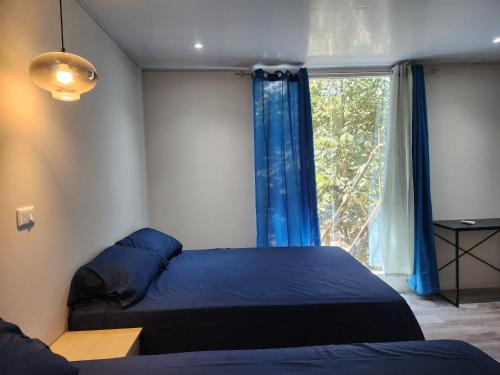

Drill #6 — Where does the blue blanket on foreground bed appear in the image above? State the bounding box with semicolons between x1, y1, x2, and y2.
76;340;499;374
70;246;424;354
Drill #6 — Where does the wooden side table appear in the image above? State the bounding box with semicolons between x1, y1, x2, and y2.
50;327;142;361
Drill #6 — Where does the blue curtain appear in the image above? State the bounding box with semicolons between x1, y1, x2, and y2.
408;64;440;295
253;68;320;247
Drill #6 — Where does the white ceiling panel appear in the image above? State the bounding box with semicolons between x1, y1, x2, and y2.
78;0;500;69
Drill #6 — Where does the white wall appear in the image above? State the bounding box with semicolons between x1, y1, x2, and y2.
0;0;149;343
143;72;256;249
426;64;500;290
144;66;500;291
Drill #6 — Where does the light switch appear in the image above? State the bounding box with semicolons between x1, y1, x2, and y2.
16;206;35;230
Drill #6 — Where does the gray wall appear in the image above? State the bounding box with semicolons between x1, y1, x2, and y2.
143;66;500;290
0;0;149;343
426;64;500;289
143;72;256;249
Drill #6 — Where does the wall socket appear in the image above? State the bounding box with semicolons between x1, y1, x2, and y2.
16;206;35;230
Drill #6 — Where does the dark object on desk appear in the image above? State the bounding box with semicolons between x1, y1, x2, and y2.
75;340;500;375
69;246;423;354
433;218;500;307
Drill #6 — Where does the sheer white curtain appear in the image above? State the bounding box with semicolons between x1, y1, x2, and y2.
378;63;414;275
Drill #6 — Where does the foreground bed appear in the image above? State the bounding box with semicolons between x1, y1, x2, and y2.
2;318;497;375
75;340;499;375
70;244;423;354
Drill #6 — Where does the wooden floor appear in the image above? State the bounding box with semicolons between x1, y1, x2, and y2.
403;289;500;361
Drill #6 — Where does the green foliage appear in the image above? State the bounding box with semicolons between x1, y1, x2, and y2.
310;77;389;267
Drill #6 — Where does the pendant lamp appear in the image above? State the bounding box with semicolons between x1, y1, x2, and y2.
30;0;98;101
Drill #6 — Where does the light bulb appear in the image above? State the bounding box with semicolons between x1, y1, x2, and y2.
56;64;74;84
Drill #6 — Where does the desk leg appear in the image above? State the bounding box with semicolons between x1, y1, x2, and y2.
455;231;460;308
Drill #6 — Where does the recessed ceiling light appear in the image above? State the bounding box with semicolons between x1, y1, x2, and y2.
194;42;203;49
493;36;500;44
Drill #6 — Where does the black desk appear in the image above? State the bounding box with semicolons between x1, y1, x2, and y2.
433;218;500;307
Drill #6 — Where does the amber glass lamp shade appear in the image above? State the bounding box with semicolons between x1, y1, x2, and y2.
29;51;98;101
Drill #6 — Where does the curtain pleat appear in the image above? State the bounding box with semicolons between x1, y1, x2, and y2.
379;63;415;275
408;64;440;295
253;68;320;247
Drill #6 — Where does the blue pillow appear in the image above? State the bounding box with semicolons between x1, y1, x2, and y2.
116;227;183;266
68;245;161;308
0;318;78;374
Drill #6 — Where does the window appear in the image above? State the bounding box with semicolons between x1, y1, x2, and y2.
310;76;390;269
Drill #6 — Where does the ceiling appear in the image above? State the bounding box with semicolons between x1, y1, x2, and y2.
78;0;500;70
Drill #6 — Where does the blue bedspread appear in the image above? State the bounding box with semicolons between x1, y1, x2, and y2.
69;247;423;354
76;340;499;374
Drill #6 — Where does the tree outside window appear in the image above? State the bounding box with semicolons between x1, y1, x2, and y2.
310;77;389;268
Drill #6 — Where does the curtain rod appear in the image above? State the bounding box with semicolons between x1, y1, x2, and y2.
234;70;388;79
310;66;439;78
235;66;439;78
235;71;297;79
310;70;391;78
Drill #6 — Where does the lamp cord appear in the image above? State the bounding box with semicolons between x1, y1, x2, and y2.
59;0;65;52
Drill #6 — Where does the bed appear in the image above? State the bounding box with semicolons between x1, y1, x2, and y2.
69;244;424;354
75;340;500;375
